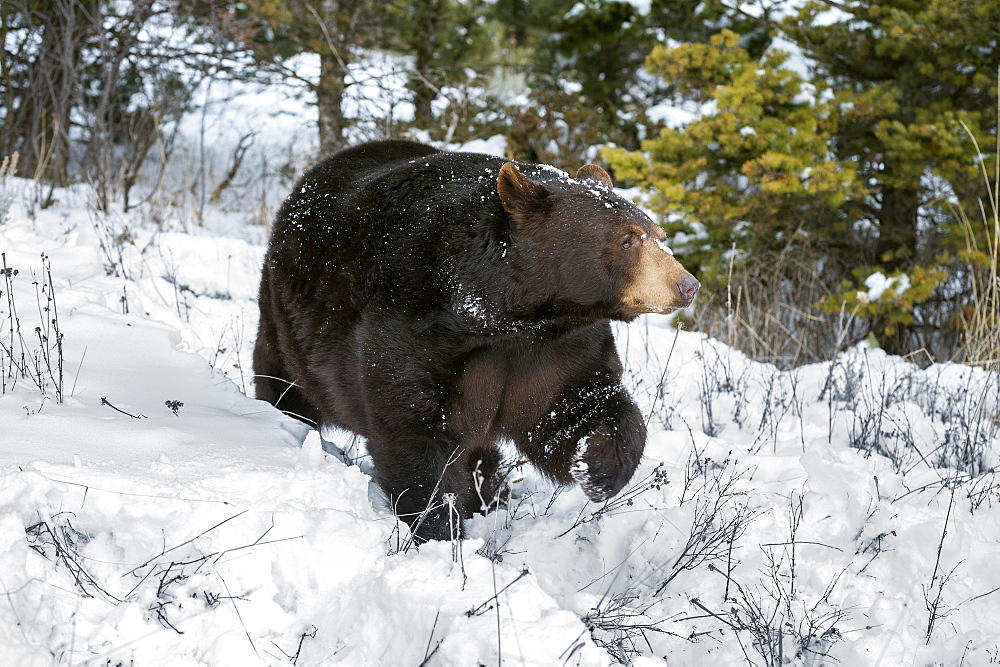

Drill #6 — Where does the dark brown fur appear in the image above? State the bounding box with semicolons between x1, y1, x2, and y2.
254;140;697;541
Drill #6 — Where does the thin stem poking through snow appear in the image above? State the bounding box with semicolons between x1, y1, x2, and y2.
924;483;959;644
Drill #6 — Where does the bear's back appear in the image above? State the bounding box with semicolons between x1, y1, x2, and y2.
305;140;441;198
274;140;440;233
264;141;607;323
274;140;571;246
264;142;518;320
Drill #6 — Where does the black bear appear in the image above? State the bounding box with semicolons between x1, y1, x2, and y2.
254;140;698;542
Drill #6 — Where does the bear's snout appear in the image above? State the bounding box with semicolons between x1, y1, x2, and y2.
677;275;700;306
621;240;700;315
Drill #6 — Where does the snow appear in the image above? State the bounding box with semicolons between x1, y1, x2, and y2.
3;177;1000;665
622;0;651;15
858;271;912;304
769;35;813;80
645;102;700;129
2;41;1000;662
453;134;508;158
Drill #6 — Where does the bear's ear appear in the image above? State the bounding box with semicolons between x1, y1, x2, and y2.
497;162;549;216
575;164;614;189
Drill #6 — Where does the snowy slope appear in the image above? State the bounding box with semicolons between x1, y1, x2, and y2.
2;174;1000;667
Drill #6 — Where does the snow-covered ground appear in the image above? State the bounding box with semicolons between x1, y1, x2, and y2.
2;169;1000;666
3;50;1000;661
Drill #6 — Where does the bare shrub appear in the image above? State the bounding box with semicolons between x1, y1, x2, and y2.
923;483;960;644
1;253;65;404
831;352;1000;475
558;463;670;537
652;462;757;597
26;512;116;601
750;367;805;454
582;591;675;662
695;343;752;435
88;209;137;279
719;568;848;667
693;494;850;666
684;242;861;370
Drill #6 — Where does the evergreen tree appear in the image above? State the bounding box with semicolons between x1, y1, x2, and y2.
606;30;865;282
647;0;772;60
497;0;772;166
784;0;1000;272
606;1;999;359
383;0;493;132
489;0;669;165
540;0;652;126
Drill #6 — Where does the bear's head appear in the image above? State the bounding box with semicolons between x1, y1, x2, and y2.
496;161;699;321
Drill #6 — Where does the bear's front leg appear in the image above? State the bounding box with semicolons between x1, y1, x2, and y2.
517;382;646;503
367;435;467;543
359;320;482;543
569;388;646;502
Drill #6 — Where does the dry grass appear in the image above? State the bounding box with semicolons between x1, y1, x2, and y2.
687;244;859;370
956;107;1000;372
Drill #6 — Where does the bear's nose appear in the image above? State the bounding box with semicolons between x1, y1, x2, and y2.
676;276;700;305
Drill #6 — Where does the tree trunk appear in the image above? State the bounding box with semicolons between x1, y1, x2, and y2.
12;0;90;186
873;161;921;356
875;181;920;270
412;62;436;130
317;50;349;155
411;0;443;129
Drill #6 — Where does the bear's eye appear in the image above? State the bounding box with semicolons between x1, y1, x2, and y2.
621;235;640;250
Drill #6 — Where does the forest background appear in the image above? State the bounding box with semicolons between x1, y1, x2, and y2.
2;0;998;370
